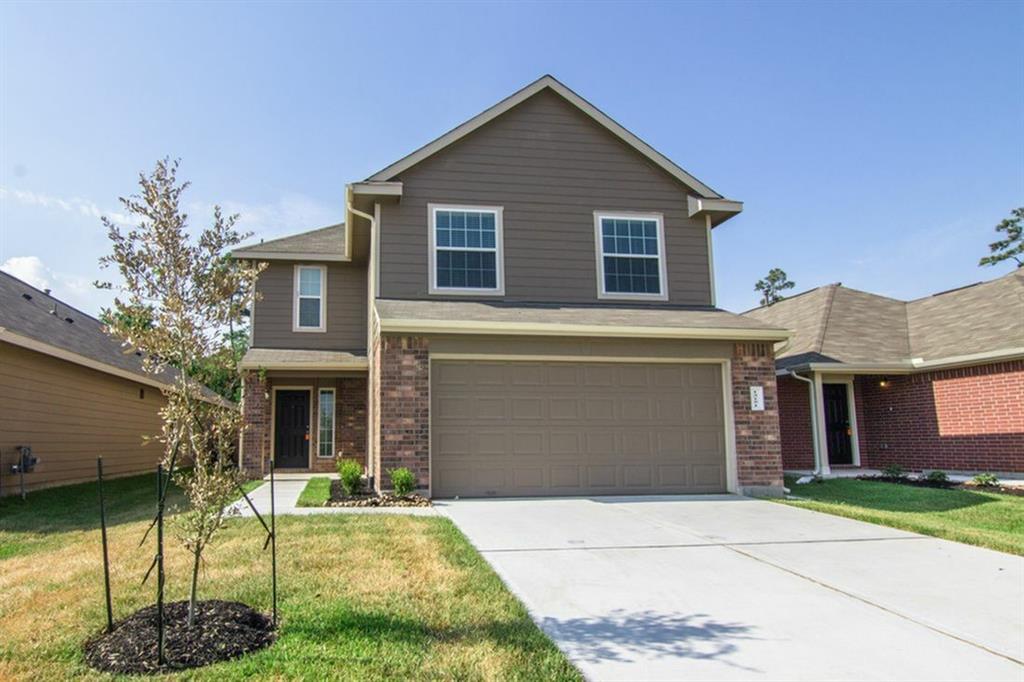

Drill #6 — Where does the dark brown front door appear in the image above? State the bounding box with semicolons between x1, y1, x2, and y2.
823;383;853;465
275;390;309;468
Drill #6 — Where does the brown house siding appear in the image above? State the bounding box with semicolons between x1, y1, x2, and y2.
252;260;368;350
0;341;168;495
379;88;714;305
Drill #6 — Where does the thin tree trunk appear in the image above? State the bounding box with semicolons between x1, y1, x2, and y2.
188;544;201;627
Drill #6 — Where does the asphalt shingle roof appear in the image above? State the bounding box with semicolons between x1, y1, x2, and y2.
743;269;1024;367
233;223;346;260
0;270;227;402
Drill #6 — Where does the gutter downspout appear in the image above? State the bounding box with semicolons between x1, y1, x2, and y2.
347;190;378;486
789;370;825;476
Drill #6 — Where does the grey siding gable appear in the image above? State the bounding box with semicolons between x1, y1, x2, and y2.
252;260;367;351
379;89;714;306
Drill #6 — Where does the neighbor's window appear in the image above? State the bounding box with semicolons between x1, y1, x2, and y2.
430;205;503;294
595;213;667;299
318;388;335;458
293;265;326;331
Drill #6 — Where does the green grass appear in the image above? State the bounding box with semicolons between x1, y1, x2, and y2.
295;477;331;507
0;473;578;681
231;478;266;503
779;475;1024;555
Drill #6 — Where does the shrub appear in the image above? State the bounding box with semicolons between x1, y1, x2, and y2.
973;472;999;487
389;467;417;496
881;464;906;479
337;458;364;496
926;470;948;483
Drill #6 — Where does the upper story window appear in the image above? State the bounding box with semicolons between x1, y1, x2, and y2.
594;212;668;301
293;264;326;332
428;204;504;295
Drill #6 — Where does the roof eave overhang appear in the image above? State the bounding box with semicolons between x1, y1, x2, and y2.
238;359;369;371
378;317;790;342
778;347;1024;376
688;196;744;227
231;250;348;262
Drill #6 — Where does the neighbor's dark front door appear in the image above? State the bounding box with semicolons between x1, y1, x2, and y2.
823;383;853;465
274;390;310;468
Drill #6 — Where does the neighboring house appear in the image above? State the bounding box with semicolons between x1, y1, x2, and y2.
0;271;218;496
232;75;791;498
744;270;1024;475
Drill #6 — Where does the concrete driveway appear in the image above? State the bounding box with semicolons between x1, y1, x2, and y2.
437;496;1024;681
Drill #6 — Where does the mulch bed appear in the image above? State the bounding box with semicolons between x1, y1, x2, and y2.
857;475;1024;497
326;480;432;507
83;600;275;675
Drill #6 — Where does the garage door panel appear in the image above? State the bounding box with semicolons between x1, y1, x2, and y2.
431;360;727;497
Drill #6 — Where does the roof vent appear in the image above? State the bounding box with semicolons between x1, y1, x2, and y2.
50;304;58;315
65;317;74;324
21;293;31;301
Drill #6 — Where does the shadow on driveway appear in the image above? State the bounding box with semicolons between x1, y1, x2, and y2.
540;609;761;672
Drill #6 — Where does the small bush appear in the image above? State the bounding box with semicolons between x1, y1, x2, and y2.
389;467;417;496
881;464;906;479
926;470;948;483
973;472;999;487
337;458;363;496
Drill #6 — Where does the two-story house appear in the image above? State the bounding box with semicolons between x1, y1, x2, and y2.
232;75;790;498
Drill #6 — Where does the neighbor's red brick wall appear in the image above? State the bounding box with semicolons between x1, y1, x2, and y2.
856;360;1024;472
240;372;270;477
777;375;815;470
732;343;785;492
377;335;430;491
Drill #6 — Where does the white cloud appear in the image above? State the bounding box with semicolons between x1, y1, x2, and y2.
0;186;133;226
1;255;111;315
1;255;51;290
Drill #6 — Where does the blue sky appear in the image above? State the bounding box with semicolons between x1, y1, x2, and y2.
1;1;1021;316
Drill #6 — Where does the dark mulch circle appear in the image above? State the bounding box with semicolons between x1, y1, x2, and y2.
83;600;275;675
327;480;432;507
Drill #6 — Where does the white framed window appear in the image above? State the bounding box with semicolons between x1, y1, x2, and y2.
293;264;326;332
593;212;668;301
428;204;504;295
317;388;336;459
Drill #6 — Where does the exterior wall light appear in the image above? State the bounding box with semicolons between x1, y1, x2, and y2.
879;377;890;388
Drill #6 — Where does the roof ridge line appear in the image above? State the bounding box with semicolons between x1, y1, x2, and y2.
815;284;840;355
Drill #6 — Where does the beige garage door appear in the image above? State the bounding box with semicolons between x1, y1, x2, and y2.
431;360;727;497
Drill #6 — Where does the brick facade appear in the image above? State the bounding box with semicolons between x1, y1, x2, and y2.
856;361;1023;473
375;335;430;491
731;343;785;495
239;373;368;477
240;372;270;477
777;375;815;470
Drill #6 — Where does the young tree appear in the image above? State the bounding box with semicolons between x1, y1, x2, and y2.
97;158;265;626
754;267;796;306
979;207;1023;268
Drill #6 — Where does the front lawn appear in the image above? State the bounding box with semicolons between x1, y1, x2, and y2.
779;476;1024;555
295;476;331;507
0;474;579;680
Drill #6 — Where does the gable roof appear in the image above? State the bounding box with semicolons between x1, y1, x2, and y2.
366;75;730;202
743;269;1024;371
233;223;347;261
0;270;228;403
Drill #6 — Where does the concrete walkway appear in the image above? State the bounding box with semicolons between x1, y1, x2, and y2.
228;478;438;517
438;495;1024;681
